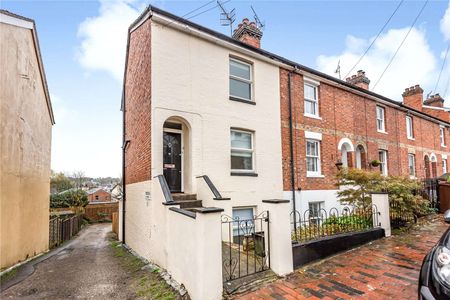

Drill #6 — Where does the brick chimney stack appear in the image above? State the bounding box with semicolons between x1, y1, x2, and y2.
232;18;263;48
402;85;424;111
424;93;444;108
345;70;370;90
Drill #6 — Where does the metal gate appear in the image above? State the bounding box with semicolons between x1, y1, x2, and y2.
221;211;270;283
422;178;440;210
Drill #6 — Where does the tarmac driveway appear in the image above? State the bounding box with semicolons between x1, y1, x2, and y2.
1;223;178;299
236;215;449;299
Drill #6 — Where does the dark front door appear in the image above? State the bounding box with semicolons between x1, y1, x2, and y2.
163;131;182;192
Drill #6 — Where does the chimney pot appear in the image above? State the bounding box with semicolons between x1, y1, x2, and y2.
424;93;445;108
345;70;370;90
232;17;263;48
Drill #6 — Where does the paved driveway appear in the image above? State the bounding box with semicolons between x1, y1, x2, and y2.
1;224;177;299
237;215;448;299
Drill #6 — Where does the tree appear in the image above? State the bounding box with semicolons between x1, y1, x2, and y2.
50;189;89;208
71;170;86;189
50;172;73;193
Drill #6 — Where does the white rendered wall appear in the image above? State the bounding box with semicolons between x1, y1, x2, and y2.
151;19;284;217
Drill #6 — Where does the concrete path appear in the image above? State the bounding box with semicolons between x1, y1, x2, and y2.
235;215;448;299
1;224;152;299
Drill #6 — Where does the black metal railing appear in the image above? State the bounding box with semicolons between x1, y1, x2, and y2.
389;201;417;228
221;211;270;283
196;175;230;200
154;174;174;204
421;178;440;210
291;205;379;243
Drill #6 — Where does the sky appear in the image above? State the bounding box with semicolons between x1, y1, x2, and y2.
1;0;449;177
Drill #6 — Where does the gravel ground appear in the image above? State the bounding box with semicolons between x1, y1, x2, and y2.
1;223;179;300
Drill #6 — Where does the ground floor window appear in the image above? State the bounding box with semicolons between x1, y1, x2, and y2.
378;150;388;176
232;207;254;236
443;159;448;174
408;154;415;177
308;201;324;225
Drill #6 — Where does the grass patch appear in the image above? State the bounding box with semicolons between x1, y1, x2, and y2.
0;267;18;282
109;238;179;299
135;274;177;300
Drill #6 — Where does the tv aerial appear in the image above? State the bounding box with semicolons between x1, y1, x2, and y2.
251;6;265;31
217;0;236;36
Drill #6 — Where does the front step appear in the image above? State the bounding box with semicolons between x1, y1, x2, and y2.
171;193;197;201
171;193;202;209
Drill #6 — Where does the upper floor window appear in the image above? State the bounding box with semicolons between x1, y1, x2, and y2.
306;139;321;177
406;116;414;139
376;106;386;132
230;129;254;172
304;80;319;118
378;150;388;176
440;126;446;147
229;58;253;102
408;154;415;177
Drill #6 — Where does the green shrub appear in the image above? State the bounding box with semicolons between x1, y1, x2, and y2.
50;189;89;208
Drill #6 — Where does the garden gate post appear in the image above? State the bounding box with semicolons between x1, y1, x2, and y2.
371;192;391;237
262;199;293;276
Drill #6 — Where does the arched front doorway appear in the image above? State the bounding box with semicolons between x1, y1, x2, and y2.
355;145;367;169
163;117;191;193
430;154;437;178
424;155;430;179
338;138;354;168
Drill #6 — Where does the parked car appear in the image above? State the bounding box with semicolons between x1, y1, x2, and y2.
419;210;450;299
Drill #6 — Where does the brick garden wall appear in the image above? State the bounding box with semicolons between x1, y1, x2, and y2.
124;18;152;185
280;68;450;191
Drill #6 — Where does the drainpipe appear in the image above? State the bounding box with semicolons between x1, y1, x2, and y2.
121;93;127;244
288;71;298;233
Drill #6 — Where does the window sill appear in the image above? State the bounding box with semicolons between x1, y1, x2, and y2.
442;144;447;148
231;172;258;177
407;137;415;141
306;174;325;178
229;96;255;105
304;114;322;120
409;175;417;180
377;130;388;135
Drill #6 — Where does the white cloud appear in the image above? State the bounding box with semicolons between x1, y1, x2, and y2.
316;27;437;101
77;0;141;81
441;2;450;41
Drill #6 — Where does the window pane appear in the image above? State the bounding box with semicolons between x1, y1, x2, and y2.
230;60;250;80
231;150;253;170
304;84;316;100
231;131;252;149
230;78;251;100
306;141;317;156
305;99;316;115
307;157;318;172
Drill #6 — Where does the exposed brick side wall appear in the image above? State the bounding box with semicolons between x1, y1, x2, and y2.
280;68;450;191
124;19;152;185
88;190;111;203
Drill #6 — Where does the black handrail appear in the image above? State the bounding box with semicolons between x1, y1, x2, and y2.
196;175;230;200
154;175;174;203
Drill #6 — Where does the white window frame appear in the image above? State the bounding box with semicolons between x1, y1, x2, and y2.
440;126;446;147
443;155;448;174
308;201;324;225
406;116;414;140
304;78;321;119
407;154;415;178
378;150;388;176
230;129;255;173
232;207;255;237
306;139;322;177
229;57;253;102
376;106;386;133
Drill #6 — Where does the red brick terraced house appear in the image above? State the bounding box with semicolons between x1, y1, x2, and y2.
120;6;450;298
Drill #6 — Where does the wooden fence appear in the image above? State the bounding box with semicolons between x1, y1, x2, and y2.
49;214;83;249
84;202;118;222
112;212;119;235
439;182;450;213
